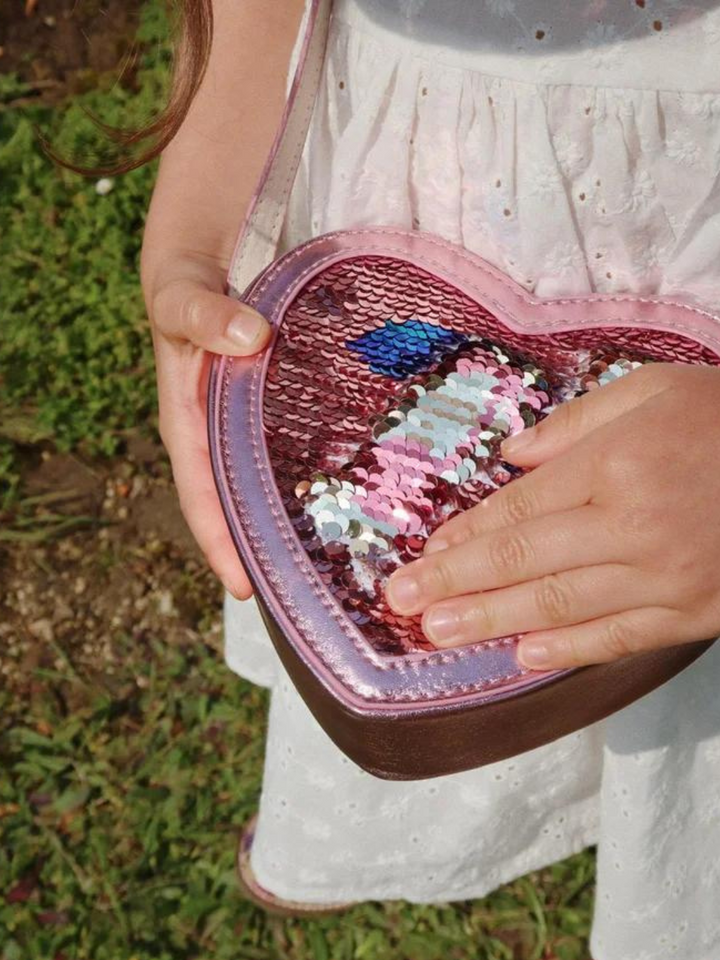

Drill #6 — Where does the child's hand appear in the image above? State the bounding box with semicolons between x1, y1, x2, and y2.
146;254;271;599
386;363;720;670
138;0;304;599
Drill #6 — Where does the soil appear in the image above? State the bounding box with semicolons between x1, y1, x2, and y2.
0;438;225;702
0;0;141;102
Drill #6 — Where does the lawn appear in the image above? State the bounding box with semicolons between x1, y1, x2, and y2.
0;3;596;957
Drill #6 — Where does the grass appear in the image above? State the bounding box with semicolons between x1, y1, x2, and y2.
0;3;597;957
0;633;596;960
0;3;169;508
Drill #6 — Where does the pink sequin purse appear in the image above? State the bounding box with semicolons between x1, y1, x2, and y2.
208;0;719;779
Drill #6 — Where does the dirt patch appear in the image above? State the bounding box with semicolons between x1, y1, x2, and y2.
0;0;141;100
23;450;105;512
1;438;224;705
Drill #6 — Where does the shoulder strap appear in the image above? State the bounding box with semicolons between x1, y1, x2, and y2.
227;0;333;297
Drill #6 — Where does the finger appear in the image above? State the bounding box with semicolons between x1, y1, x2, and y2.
160;351;252;599
421;563;647;648
516;606;691;670
425;445;593;554
500;362;673;468
387;505;612;616
174;443;253;600
152;278;271;356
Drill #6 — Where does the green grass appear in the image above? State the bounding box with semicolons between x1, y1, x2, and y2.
0;2;171;507
0;632;596;960
0;4;597;956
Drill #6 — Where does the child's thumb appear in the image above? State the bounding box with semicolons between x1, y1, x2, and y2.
151;278;271;356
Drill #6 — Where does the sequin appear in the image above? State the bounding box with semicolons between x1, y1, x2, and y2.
261;255;712;655
347;319;467;378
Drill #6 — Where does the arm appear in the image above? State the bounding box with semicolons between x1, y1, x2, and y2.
141;0;306;598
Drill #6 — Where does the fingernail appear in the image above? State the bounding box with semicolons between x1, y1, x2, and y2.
227;310;269;349
424;536;450;555
502;428;534;457
517;639;552;669
424;607;460;645
387;572;421;614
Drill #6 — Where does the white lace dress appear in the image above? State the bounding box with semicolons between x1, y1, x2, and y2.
224;2;720;956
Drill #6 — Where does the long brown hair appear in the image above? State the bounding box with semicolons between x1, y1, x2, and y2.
52;0;213;175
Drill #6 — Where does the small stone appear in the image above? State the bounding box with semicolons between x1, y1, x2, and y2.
157;590;177;617
29;618;54;644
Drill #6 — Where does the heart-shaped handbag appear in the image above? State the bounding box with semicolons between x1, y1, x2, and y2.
209;0;719;780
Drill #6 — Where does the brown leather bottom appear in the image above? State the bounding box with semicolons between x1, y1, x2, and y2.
259;600;715;780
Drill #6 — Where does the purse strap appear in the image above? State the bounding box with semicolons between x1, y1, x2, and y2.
228;0;333;296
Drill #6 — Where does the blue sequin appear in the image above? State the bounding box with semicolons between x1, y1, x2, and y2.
347;319;467;379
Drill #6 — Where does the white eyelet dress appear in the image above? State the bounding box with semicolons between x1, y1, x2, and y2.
224;2;720;956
